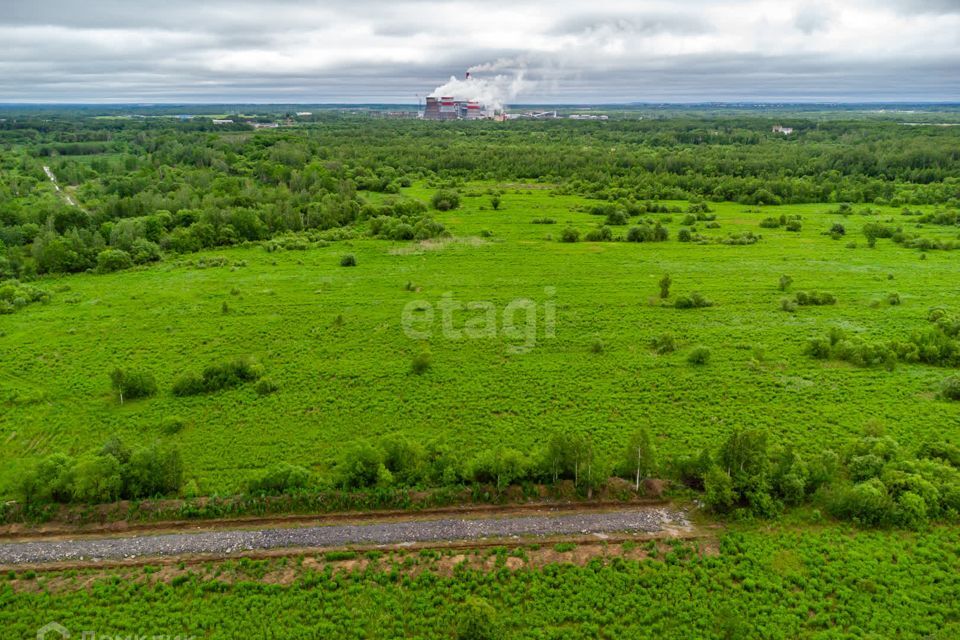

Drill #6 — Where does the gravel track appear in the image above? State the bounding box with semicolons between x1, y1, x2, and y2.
0;507;689;565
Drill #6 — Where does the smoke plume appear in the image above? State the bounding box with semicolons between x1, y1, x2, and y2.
428;69;531;111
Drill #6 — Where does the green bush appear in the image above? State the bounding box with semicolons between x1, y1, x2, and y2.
687;346;711;365
584;225;613;242
456;596;500;640
340;253;357;267
430;189;460;211
626;223;668;242
339;442;388;489
942;376;960;401
172;358;262;396
605;209;629;226
674;292;713;309
96;249;133;273
109;367;157;401
703;465;735;513
255;378;279;396
651;332;676;354
411;350;432;374
560;227;580;243
794;290;836;306
248;463;312;495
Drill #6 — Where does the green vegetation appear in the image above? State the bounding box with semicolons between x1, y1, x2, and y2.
1;526;957;638
0;108;958;518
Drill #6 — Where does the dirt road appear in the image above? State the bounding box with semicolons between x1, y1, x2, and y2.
43;165;78;206
0;505;690;565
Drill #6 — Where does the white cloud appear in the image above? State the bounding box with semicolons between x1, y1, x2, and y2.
1;0;958;102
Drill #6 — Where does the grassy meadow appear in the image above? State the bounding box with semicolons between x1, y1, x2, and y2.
1;184;958;495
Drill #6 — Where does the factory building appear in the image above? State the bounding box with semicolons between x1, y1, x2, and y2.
423;96;493;120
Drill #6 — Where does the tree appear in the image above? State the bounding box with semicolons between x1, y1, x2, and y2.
623;427;657;491
490;194;501;210
109;367;157;403
704;465;735;513
122;444;184;499
71;453;123;503
659;274;672;299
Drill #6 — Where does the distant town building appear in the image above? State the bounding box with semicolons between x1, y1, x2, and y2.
772;125;794;134
212;119;234;124
295;112;313;116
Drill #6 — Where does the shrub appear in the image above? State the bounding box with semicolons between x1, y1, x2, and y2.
411;350;432;374
651;332;677;354
70;454;123;503
942;376;960;401
109;368;157;401
560;227;580;243
703;465;735;513
430;189;460;211
248;463;312;494
584;225;613;242
687;346;711;365
658;274;672;298
339;442;388;488
677;228;692;242
780;298;797;312
590;338;605;354
531;217;556;224
830;222;846;236
778;274;793;291
255;378;279;396
172;358;262;396
785;219;802;232
626;224;668;242
888;292;902;306
605;209;629;226
122;443;184;499
794;291;836;306
674;292;713;309
340;253;357;267
759;217;780;229
456;596;500;640
96;249;133;273
130;239;162;264
489;195;501;210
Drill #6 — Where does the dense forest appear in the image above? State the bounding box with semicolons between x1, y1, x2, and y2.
2;112;959;280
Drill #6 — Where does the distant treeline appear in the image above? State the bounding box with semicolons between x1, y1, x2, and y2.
1;115;959;279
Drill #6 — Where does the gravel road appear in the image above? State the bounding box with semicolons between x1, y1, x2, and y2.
0;507;689;565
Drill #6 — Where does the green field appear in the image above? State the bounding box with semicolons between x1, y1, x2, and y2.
2;185;958;494
3;524;958;638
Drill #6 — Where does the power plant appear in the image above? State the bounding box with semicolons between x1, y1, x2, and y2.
420;71;506;120
422;96;497;120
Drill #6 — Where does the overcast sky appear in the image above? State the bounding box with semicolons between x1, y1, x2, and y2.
2;0;959;103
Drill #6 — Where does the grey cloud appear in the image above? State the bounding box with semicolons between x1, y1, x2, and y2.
882;0;960;14
794;4;832;34
0;1;957;102
548;12;710;37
